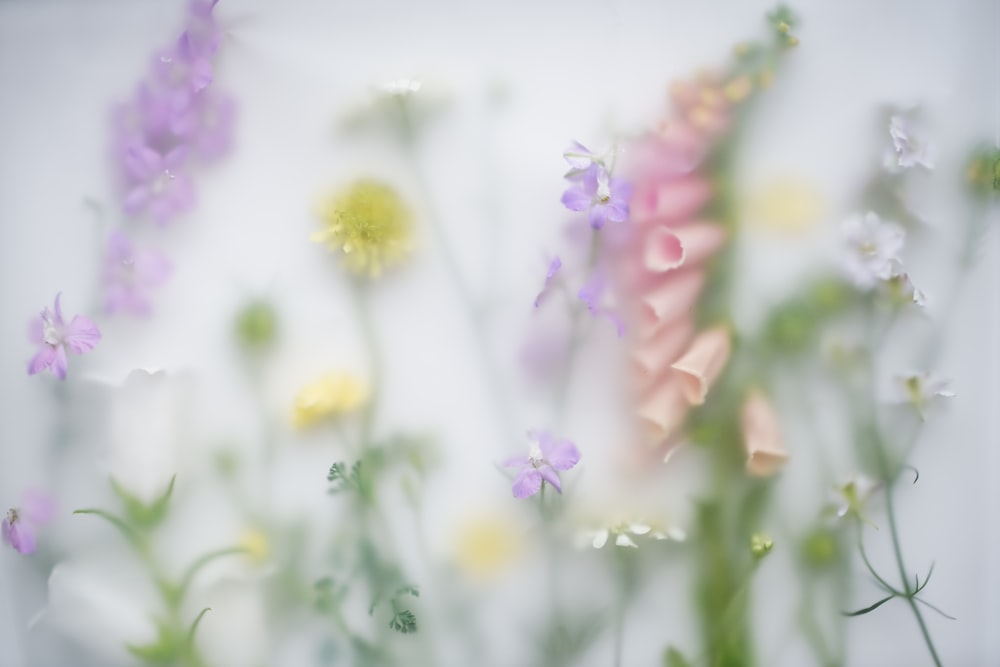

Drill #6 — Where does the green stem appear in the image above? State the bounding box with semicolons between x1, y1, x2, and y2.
395;98;520;447
350;279;381;450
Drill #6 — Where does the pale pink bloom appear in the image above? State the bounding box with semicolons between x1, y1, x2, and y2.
632;176;712;224
637;269;706;332
643;223;727;273
633;319;694;386
741;390;788;477
671;326;731;405
637;379;690;444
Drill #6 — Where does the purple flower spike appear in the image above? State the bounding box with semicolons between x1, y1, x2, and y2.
502;430;580;499
534;256;562;308
103;231;173;317
170;89;237;161
27;294;101;380
561;164;632;230
123;144;195;225
578;272;625;337
153;32;214;102
2;490;56;555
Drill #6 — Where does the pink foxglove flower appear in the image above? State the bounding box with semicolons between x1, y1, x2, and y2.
103;231;173;316
741;390;788;477
502;430;580;498
671;325;731;405
2;489;56;555
27;294;101;380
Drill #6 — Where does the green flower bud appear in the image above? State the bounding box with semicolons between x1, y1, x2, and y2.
750;532;774;559
801;527;840;569
964;145;1000;197
236;300;278;348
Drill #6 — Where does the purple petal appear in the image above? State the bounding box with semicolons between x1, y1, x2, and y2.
561;186;592;212
63;316;101;354
124;186;152;215
563;141;594;170
605;199;629;223
511;469;542;499
164;144;189;170
501;456;530;469
124;145;161;181
28;317;44;345
53;292;64;325
540;436;580;471
51;345;68;380
134;249;173;286
107;230;133;263
21;490;56;524
537;466;563;493
189;57;213;93
588;205;608;230
2;518;37;555
27;346;56;375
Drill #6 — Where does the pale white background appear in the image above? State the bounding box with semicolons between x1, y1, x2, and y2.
1;0;998;666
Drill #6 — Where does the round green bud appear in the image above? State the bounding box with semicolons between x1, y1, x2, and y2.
236;301;278;347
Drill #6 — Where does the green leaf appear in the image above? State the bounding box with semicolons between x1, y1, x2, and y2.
109;475;176;530
842;594;896;617
664;646;694;667
185;607;212;647
126;621;182;664
73;508;141;549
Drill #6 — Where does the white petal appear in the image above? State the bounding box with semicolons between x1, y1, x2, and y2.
615;534;638;548
629;523;651;535
592;530;609;549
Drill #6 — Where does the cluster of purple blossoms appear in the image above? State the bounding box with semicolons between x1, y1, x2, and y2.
111;0;234;227
100;0;234;317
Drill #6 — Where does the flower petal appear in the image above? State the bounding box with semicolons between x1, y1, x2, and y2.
64;316;101;354
537;465;563;493
742;390;789;477
51;345;68;380
539;436;580;471
671;326;732;405
27;346;56;375
3;519;36;554
511;468;542;499
561;186;592;212
21;489;56;524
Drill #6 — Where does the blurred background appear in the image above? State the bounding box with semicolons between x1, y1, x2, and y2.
0;0;997;665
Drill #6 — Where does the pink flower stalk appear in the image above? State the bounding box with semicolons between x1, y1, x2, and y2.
612;106;738;451
27;294;101;380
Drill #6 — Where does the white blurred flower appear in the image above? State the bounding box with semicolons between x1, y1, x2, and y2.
104;370;191;504
884;113;934;172
831;474;881;521
45;561;158;665
840;211;905;289
376;78;422;97
889;371;955;420
578;520;685;549
884;264;927;308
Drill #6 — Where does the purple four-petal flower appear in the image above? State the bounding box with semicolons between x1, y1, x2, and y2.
503;430;581;498
103;230;173;316
561;163;632;230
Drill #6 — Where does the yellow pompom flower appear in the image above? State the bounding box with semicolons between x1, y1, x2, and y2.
239;529;270;565
292;372;368;428
311;180;413;277
452;513;522;579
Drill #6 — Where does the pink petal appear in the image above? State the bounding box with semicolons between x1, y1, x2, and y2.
638;269;706;330
671;326;732;405
28;317;44;345
64;316;101;354
671;223;727;267
742;390;789;477
644;227;685;272
27;346;56;375
636;379;689;445
633;318;695;383
634;177;711;224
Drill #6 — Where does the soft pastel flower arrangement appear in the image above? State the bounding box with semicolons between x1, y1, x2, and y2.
6;4;999;667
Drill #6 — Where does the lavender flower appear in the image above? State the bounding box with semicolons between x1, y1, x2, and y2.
123;144;195;225
169;89;237;161
502;430;580;498
840;211;905;289
533;256;562;308
103;231;173;316
2;490;55;555
578;271;625;336
884;113;934;172
561;164;632;230
151;31;213;112
27;294;101;380
563;141;601;171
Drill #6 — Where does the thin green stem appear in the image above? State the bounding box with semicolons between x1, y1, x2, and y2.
350;280;381;450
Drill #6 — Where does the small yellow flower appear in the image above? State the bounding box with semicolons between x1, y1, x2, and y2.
311;180;413;277
292;372;368;428
743;178;825;233
453;514;522;579
239;529;269;565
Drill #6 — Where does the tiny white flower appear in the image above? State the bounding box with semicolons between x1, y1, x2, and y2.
577;519;684;550
376;78;422;97
840;212;905;289
884;113;935;172
831;474;881;521
889;371;955;420
884;263;928;308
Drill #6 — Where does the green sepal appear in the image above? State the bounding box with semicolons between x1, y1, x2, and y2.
110;475;176;530
663;646;694;667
